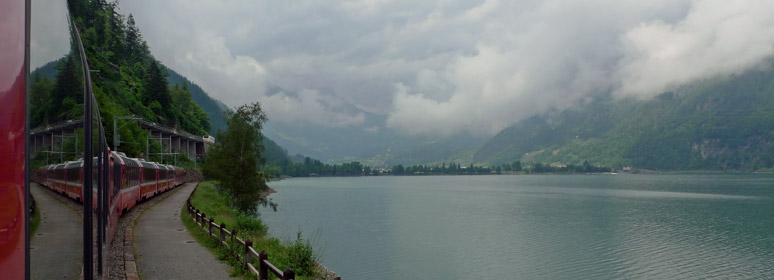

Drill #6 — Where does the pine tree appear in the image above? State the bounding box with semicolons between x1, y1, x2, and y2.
143;61;172;117
125;14;148;62
52;55;83;120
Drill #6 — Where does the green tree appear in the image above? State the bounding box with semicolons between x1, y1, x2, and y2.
202;102;272;214
143;61;172;117
392;164;404;175
52;55;83;121
30;73;55;128
125;14;148;62
513;161;522;171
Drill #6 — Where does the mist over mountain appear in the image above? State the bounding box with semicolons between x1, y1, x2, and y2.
113;0;774;171
262;104;486;165
474;60;774;171
260;57;774;172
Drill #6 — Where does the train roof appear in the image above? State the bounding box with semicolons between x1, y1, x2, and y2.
140;161;158;169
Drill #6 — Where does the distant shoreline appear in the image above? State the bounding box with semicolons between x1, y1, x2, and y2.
267;170;774;181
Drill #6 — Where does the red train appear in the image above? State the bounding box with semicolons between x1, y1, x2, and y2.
0;1;187;278
0;0;27;278
34;152;186;239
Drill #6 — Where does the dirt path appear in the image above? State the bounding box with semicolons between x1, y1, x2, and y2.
134;183;234;279
30;183;82;279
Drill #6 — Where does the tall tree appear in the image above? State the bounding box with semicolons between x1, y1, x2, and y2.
202;102;272;214
30;73;55;127
125;14;148;62
52;55;83;121
143;61;172;116
106;6;127;64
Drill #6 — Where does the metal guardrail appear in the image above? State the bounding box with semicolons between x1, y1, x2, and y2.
185;196;341;280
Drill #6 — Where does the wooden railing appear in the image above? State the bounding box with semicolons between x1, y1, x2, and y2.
186;198;341;280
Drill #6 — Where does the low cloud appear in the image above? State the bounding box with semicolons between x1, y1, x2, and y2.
262;89;365;127
30;0;69;70
171;35;268;107
614;0;774;98
119;0;774;136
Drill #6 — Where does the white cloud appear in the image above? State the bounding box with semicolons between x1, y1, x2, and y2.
173;35;268;106
262;89;365;127
30;0;70;69
614;0;774;98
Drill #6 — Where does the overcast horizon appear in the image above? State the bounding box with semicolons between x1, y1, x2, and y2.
114;0;774;137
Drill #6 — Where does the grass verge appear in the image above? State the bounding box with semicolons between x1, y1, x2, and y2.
183;181;318;279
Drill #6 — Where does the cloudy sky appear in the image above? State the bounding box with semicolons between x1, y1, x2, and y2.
118;0;774;136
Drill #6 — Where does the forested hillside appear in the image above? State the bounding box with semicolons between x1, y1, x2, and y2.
167;69;228;134
474;60;774;171
31;0;213;160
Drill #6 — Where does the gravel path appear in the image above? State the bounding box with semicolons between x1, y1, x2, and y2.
30;183;82;279
134;182;234;280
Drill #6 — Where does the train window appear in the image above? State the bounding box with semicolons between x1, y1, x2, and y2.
127;164;133;187
131;164;138;187
66;165;79;184
113;162;121;199
143;166;156;182
132;166;137;187
133;165;138;187
123;166;129;189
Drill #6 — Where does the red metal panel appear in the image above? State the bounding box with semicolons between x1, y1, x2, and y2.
0;0;27;278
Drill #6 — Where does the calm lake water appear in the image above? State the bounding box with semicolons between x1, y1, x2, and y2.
262;175;774;279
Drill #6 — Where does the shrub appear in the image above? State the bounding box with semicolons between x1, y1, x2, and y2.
236;214;267;236
287;231;316;276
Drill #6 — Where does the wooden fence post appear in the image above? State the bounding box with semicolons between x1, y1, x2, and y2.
244;240;253;269
201;213;206;227
282;268;295;280
231;229;237;243
208;218;214;236
219;223;226;242
195;210;200;224
258;250;268;280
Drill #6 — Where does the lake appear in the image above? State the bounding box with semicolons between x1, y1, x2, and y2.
262;175;774;279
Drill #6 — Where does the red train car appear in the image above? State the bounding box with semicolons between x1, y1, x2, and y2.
0;1;187;277
0;0;27;278
114;154;141;214
65;161;83;201
31;150;191;241
140;161;159;200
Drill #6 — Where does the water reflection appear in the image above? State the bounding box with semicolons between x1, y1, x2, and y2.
29;1;84;278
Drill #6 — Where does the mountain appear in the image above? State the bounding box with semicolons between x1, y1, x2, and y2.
354;132;485;167
263;109;486;167
473;60;774;171
31;59;61;80
29;0;213;160
166;69;228;135
33;0;328;169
